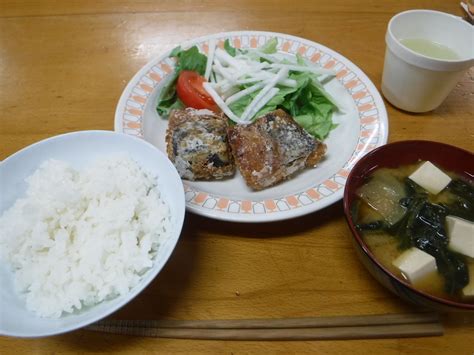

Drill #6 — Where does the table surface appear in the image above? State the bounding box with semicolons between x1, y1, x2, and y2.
1;0;473;353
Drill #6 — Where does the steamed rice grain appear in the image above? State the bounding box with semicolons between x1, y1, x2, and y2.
0;155;172;318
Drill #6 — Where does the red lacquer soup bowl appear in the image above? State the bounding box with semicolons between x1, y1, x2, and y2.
343;140;474;312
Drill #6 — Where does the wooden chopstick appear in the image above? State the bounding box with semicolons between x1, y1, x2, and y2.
85;313;443;340
89;312;439;329
86;323;443;340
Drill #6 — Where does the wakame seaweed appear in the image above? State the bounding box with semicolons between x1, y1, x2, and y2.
356;176;471;294
442;179;474;222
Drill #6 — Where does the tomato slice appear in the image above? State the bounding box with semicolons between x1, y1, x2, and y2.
176;70;217;111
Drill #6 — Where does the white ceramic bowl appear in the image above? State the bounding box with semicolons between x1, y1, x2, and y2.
382;10;474;112
0;130;185;337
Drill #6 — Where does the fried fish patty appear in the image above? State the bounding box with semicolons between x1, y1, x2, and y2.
227;109;326;190
166;108;235;180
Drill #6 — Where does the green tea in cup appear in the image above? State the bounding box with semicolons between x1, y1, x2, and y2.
382;10;474;112
399;38;460;60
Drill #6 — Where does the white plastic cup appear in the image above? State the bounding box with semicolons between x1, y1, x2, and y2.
382;10;474;112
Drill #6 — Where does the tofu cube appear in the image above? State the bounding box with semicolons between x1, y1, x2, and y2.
462;282;474;298
392;247;437;284
408;161;451;195
446;215;474;258
462;263;474;298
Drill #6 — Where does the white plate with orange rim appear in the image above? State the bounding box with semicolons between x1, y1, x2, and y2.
115;31;388;223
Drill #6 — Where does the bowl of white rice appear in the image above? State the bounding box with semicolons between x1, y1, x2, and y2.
0;130;185;337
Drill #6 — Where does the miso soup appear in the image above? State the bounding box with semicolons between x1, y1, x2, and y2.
352;161;474;303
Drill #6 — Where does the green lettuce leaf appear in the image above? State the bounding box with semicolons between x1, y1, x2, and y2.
156;97;185;117
169;45;207;75
156;46;208;117
296;53;306;66
224;39;237;57
156;73;185;117
260;37;278;54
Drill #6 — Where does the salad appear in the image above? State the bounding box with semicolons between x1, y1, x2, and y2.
156;38;343;140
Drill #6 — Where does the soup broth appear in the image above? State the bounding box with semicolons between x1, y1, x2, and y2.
352;161;474;304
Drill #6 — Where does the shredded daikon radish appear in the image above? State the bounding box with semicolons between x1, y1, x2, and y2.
225;83;265;105
311;77;345;112
221;86;240;100
240;68;288;121
246;87;280;121
239;50;280;63
219;81;235;95
235;77;262;85
202;82;243;123
211;78;229;89
235;72;295;88
263;76;297;87
278;78;297;87
215;48;242;69
212;62;235;83
270;63;336;75
204;39;216;81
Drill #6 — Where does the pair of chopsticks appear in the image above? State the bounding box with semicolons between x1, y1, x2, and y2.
85;313;443;340
461;1;474;23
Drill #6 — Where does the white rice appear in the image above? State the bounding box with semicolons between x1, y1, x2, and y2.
0;155;172;318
